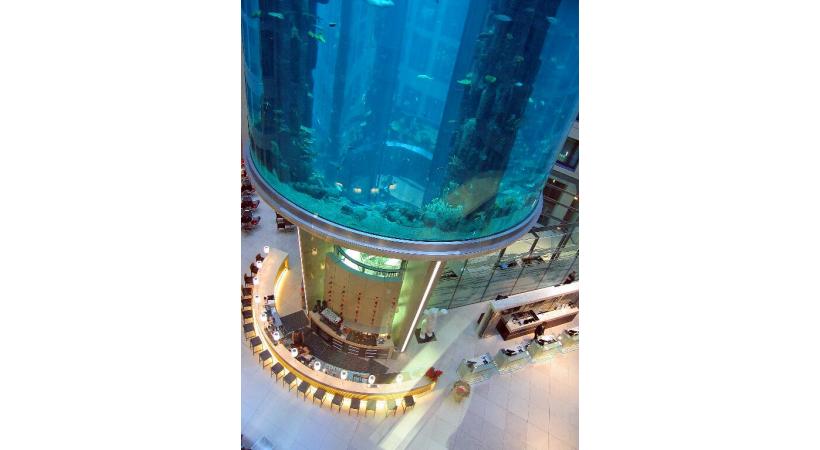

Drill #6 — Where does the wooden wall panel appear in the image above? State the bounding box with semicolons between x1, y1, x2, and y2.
324;254;402;333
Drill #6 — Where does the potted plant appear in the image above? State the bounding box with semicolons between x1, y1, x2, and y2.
425;367;443;382
452;380;471;402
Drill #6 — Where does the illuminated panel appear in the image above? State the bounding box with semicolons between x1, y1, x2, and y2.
296;227;309;311
400;261;443;352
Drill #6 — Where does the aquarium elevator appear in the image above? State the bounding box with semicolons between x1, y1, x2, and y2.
242;0;578;352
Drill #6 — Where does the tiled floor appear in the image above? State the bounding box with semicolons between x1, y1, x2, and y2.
241;198;579;450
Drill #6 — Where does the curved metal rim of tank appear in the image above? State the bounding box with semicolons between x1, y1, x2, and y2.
243;144;542;260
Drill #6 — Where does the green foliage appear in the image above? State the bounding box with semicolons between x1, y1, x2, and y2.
423;198;464;232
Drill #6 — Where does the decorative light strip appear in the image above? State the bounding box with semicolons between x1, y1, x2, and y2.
296;228;309;311
401;261;443;352
274;267;288;303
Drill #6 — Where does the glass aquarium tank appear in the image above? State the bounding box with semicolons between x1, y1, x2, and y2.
242;0;578;242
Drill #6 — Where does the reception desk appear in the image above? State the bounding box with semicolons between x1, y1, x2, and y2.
497;306;579;340
250;248;434;402
476;283;579;340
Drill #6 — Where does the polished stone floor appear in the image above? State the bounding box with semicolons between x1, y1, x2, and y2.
241;198;579;450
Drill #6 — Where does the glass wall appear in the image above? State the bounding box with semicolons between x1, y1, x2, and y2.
242;0;579;242
427;164;579;310
427;224;578;310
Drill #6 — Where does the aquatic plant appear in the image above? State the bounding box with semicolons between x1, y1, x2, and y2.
423;198;464;232
493;193;525;217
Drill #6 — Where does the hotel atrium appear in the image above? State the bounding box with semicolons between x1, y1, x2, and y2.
241;0;579;448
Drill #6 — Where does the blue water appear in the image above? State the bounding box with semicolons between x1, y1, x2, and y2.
242;0;578;242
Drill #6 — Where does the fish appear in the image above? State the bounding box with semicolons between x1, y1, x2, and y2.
388;183;397;190
353;187;362;194
494;14;512;22
484;75;497;83
514;82;523;87
300;125;314;133
528;97;534;104
370;188;379;194
547;17;558;24
456;78;472;85
268;12;284;19
251;10;262;18
416;74;434;80
360;121;367;127
513;55;524;63
366;0;395;7
307;31;326;43
334;182;344;189
328;22;337;27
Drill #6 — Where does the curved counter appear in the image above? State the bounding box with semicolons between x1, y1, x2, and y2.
309;311;394;360
250;248;435;402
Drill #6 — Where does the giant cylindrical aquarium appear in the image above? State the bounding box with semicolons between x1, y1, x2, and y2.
242;0;578;244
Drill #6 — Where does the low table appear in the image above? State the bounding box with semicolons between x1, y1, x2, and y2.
457;353;498;385
494;344;531;374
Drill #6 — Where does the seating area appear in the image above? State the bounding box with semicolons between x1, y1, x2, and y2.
243;316;420;417
242;248;425;418
275;212;295;232
241;158;260;231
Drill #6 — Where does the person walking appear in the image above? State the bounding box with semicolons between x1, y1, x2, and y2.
534;323;546;340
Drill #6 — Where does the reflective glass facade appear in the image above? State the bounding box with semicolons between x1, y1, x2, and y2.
242;0;579;242
427;168;578;309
